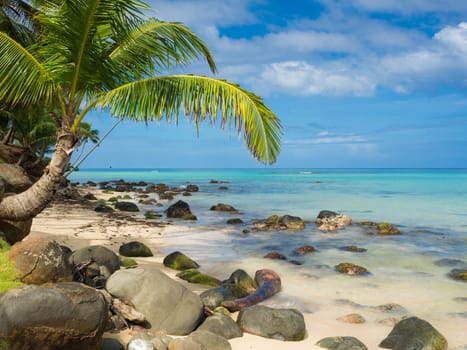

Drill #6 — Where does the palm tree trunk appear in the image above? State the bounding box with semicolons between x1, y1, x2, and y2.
0;129;77;221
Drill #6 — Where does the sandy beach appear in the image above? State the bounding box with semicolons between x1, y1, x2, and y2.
29;185;467;349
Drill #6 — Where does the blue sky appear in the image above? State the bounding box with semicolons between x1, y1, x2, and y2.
78;0;467;168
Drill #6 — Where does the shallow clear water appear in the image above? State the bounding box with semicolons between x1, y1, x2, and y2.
70;168;467;346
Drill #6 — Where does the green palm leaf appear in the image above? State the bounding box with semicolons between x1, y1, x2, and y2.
98;75;282;164
110;19;217;79
0;32;57;106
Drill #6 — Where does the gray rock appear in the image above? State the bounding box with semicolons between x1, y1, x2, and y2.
237;305;306;341
127;333;172;350
197;315;243;339
106;268;205;335
115;201;139;212
210;203;237;212
70;245;120;275
8;236;73;284
316;336;368;350
200;287;235;309
0;217;32;244
119;241;153;257
0;282;108;350
379;316;448;350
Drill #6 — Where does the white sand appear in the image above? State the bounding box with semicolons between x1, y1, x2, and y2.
29;188;467;349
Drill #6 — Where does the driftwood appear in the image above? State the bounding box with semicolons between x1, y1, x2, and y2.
221;269;281;312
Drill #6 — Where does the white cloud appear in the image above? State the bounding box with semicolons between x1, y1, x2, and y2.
255;61;376;96
435;22;467;54
348;0;467;15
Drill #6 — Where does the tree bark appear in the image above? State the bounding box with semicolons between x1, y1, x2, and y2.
0;129;77;221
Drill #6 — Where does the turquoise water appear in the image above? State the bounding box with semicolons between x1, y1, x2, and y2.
69;168;467;345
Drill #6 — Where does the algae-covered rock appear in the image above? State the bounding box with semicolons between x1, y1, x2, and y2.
280;215;305;229
376;222;401;235
293;245;316;255
119;241;153;257
119;256;138;268
335;263;369;276
339;245;367;253
316;336;368;349
176;269;221;287
379;316;448;350
448;268;467;282
163;251;200;271
114;201;139;212
144;210;162;219
210;203;238;212
222;269;257;294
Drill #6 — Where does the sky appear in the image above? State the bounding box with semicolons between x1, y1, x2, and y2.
78;0;467;169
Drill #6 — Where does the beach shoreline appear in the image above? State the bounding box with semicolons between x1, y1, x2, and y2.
29;183;467;349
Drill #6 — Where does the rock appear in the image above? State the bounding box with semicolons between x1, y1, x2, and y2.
200;287;235;310
379;316;448;350
144;210;162;219
115;201;139;212
210;179;228;184
434;258;466;267
237;305;306;341
219;186;229;190
337;313;366;324
197;314;243;339
186;184;199;192
372;303;406;313
376;222;401;235
448;268;467;282
210;203;238;212
119;256;138;268
176;269;221;287
339;246;367;253
163;251;200;271
119;241;153;257
127;333;172;350
293;245;316;255
106;267;205;335
0;164;32;193
316;336;368;350
222;269;257;294
84;193;97;200
222;269;281;312
335;263;369;276
95;204;114;213
8;236;73;284
0;218;33;244
0;282;108;350
264;251;287;260
70;245;120;277
280;215;305;229
101;338;125;350
112;298;146;324
165;200;194;219
188;330;232;350
168;337;203;350
226;218;243;225
316;211;352;232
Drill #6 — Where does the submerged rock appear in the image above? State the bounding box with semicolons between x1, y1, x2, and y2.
293;245;316;255
264;251;287;260
379;316;448;350
448;268;467;282
335;263;369;276
316;336;368;350
210;203;238;212
339;245;367;253
376;222;401;235
280;215;305;229
226;218;244;225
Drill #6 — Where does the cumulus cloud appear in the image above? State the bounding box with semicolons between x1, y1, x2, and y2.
347;0;467;15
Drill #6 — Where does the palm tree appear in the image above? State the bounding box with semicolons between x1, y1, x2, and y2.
0;0;281;222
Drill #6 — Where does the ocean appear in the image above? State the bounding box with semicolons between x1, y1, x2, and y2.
69;168;467;346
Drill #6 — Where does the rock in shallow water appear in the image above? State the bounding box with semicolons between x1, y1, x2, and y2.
335;263;369;276
316;336;368;350
379;316;448;350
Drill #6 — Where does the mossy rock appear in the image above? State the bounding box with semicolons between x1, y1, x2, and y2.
176;269;221;287
102;189;114;194
144;211;162;220
226;218;243;225
448;268;467;282
335;263;369;276
377;222;401;235
222;269;257;294
119;256;138;268
181;213;197;221
119;241;153;257
316;336;368;349
163;251;200;271
357;221;378;227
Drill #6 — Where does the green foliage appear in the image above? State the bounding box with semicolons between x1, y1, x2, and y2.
0;239;23;292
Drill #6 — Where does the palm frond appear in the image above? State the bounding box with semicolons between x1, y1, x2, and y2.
110;19;217;79
0;32;57;106
98;75;282;164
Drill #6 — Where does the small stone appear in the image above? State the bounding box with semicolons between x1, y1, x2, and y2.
339;245;367;253
376;222;401;235
226;218;243;225
337;313;366;324
293;245;316;255
264;251;287;260
448;268;467;282
335;263;369;276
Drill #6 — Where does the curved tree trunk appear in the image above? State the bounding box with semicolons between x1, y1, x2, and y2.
0;129;77;221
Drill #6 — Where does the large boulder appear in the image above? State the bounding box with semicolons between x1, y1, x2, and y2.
165;200;196;220
0;218;33;245
0;164;32;193
106;267;205;335
0;282;108;350
379;316;448;350
237;305;306;341
69;245;120;276
8;236;73;284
